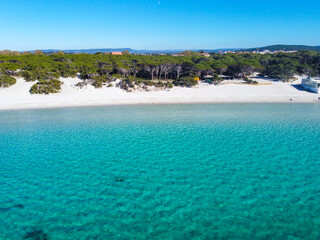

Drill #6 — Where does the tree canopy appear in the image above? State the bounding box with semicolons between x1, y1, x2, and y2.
0;50;319;93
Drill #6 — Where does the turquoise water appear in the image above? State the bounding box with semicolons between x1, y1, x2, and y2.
0;103;320;240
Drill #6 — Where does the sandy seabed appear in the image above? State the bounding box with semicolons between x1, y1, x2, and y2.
0;76;318;110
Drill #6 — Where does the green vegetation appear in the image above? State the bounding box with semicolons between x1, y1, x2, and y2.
119;76;173;91
0;75;16;88
213;73;222;84
244;77;258;84
92;75;111;88
30;79;62;94
0;50;319;93
173;77;198;87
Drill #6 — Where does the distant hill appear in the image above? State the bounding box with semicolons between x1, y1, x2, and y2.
29;48;189;54
28;48;240;54
30;48;136;54
26;45;320;54
243;45;320;52
203;48;240;53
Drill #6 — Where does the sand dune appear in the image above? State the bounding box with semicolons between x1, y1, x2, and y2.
0;76;318;110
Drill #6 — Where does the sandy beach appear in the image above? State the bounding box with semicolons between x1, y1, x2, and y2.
0;76;318;110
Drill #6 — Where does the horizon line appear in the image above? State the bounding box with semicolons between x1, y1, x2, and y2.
1;44;320;52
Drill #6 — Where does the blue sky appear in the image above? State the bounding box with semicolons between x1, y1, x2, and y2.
0;0;319;50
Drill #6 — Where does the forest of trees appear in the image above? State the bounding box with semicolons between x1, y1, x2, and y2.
0;50;319;94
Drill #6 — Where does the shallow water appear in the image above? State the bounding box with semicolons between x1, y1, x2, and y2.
0;103;320;239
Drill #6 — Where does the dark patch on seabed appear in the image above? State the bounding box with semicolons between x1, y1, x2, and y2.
114;176;125;182
0;204;24;212
23;228;49;240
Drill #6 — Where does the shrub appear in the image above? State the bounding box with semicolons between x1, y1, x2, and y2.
91;75;111;88
244;77;258;84
111;74;122;79
30;79;62;94
0;75;16;88
165;82;173;89
154;81;165;88
172;76;198;87
119;77;135;91
21;69;56;82
92;80;103;88
21;70;37;81
134;78;173;90
213;73;222;85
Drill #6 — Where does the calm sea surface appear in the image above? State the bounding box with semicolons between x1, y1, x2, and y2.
0;103;320;240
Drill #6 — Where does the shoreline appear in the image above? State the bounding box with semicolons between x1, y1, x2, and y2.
0;77;319;111
0;98;319;111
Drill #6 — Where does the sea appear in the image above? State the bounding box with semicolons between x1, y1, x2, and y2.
0;103;320;240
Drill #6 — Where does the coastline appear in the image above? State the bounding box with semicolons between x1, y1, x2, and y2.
1;98;319;112
0;77;318;111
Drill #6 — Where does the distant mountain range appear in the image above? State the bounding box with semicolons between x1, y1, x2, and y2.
28;48;240;54
242;44;320;52
28;45;320;54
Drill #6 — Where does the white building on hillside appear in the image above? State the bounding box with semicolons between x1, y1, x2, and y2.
301;77;320;93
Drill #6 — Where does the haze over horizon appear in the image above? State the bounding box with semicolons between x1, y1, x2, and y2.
1;0;320;51
10;45;320;53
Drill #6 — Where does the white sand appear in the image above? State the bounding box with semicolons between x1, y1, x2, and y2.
0;76;318;110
